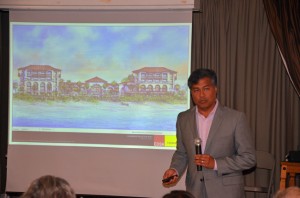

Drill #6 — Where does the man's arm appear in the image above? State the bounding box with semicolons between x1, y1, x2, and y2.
215;112;256;175
169;112;189;176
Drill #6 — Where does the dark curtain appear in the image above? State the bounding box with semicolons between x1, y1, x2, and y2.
0;10;9;194
192;0;300;196
263;0;300;97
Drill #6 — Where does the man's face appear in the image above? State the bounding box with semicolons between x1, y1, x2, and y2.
190;77;217;113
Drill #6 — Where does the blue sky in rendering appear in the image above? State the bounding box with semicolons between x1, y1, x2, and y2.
12;23;191;85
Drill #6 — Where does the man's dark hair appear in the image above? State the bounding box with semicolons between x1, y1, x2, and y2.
187;68;217;89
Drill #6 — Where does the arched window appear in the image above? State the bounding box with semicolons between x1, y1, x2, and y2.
147;85;153;92
40;82;46;93
26;82;32;93
139;85;146;92
47;83;52;92
155;85;160;92
32;82;39;94
162;85;168;92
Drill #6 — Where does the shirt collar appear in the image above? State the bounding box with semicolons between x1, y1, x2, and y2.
196;99;219;118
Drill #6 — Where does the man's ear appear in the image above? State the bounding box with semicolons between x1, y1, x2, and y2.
190;93;195;107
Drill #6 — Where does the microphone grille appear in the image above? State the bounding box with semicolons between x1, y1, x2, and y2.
194;138;201;145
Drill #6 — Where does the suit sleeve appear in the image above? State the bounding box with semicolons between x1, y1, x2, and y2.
169;112;189;176
215;112;256;175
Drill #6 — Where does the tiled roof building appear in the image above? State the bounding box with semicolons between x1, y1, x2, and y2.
17;65;61;94
132;67;177;92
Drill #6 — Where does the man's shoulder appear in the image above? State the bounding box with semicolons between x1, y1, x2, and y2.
179;106;196;115
177;106;196;119
218;105;245;117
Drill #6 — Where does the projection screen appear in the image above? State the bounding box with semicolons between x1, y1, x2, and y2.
7;10;192;197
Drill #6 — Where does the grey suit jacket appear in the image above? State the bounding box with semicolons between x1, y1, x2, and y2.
169;104;256;198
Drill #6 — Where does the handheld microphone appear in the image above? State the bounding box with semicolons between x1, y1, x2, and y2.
194;138;202;171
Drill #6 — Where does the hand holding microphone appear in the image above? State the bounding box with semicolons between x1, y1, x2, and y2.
194;138;202;171
194;138;215;170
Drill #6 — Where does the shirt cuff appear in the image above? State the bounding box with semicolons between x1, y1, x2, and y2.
170;168;179;175
214;159;218;170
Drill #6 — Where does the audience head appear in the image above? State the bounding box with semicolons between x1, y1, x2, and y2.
21;175;76;198
163;190;195;198
274;186;300;198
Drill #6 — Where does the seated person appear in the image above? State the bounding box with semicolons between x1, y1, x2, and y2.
21;175;76;198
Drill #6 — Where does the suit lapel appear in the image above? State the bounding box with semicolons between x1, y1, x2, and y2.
204;104;224;153
188;106;199;141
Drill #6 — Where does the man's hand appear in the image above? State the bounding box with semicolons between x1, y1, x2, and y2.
194;154;215;169
162;168;179;187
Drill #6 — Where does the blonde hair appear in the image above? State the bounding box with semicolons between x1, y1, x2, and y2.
21;175;76;198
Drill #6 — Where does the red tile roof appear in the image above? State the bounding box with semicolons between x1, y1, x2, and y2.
18;65;61;72
132;67;177;74
85;77;107;83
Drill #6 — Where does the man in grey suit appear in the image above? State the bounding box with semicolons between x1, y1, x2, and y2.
162;68;256;198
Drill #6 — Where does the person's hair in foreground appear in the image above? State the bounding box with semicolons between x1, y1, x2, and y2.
162;190;195;198
21;175;76;198
274;186;300;198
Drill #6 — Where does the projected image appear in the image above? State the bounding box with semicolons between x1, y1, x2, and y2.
10;23;191;149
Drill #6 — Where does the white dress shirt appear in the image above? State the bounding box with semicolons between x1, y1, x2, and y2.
196;99;219;169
